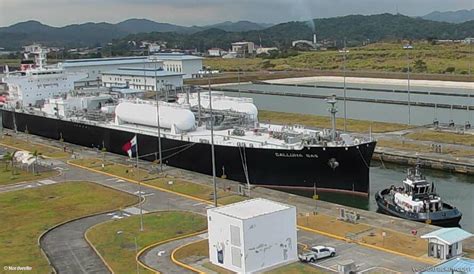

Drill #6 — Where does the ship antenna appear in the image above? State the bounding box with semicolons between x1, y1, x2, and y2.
326;95;338;141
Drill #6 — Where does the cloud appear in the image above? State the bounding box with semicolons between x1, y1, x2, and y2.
0;0;473;27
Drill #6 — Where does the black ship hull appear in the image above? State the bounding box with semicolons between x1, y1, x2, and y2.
375;190;462;227
1;109;376;195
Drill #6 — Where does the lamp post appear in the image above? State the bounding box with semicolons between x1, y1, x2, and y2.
207;67;218;208
403;44;413;125
116;230;139;274
339;42;349;132
237;68;241;98
150;55;163;173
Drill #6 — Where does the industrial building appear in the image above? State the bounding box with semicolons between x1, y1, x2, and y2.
101;67;184;91
207;198;297;273
61;53;202;87
208;48;226;57
231;42;255;57
61;56;164;87
157;53;203;78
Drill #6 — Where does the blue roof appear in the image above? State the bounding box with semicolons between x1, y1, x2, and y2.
62;56;152;67
103;67;184;77
421;257;474;274
152;53;203;61
62;54;201;68
421;228;473;245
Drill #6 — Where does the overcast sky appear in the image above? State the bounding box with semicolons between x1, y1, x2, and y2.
1;0;473;27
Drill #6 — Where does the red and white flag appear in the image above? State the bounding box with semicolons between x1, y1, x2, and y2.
122;135;137;158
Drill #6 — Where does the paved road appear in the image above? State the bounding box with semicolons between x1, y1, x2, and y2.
140;234;207;274
41;214;113;274
298;230;428;273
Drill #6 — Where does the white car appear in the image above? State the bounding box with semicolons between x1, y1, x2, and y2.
310;245;336;259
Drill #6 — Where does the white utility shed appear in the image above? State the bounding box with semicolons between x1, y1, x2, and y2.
421;228;473;260
207;198;297;273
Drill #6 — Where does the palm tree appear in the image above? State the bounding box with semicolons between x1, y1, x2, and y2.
3;150;17;175
28;150;43;175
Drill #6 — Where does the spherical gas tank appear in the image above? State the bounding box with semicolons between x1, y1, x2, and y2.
115;102;195;131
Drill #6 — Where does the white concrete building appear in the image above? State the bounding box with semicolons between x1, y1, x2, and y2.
61;56;164;87
208;48;225;57
23;44;43;53
156;53;203;79
464;38;474;45
421;228;472;261
148;43;161;53
256;47;279;55
207;198;297;273
231;42;255;57
101;67;184;91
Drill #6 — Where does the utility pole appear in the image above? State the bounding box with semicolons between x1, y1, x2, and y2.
237;68;241;98
208;67;218;207
403;44;413;125
135;134;144;232
151;56;163;173
339;41;349;132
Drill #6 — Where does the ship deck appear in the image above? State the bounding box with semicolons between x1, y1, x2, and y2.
79;117;373;150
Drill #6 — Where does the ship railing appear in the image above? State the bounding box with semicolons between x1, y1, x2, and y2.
186;132;293;149
119;98;190;110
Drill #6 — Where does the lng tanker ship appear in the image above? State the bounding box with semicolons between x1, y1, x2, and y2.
0;55;376;195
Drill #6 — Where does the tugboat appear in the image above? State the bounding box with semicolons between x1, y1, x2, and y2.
375;164;462;227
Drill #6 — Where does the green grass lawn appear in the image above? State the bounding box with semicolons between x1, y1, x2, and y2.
71;158;247;205
266;262;325;273
259;110;410;133
0;163;58;186
86;211;207;274
0;135;70;158
406;130;474;146
0;181;137;273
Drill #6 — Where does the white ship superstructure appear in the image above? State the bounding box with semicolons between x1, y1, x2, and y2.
1;48;85;107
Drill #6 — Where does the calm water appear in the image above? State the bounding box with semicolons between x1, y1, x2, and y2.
221;82;474;231
285;162;474;232
222;83;474;125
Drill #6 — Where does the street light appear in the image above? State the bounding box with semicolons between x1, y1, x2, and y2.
207;66;218;208
149;55;163;173
116;230;140;274
339;41;349;132
403;44;413;125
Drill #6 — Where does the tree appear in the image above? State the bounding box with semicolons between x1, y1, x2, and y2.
3;151;17;175
28;150;43;175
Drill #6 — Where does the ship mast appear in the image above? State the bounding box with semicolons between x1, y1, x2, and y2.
327;95;338;141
